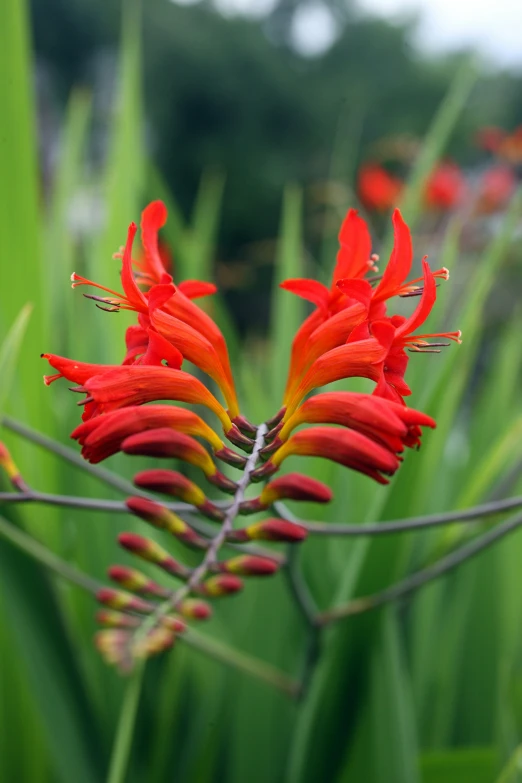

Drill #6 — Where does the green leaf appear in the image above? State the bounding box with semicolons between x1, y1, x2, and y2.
0;304;32;417
420;747;497;783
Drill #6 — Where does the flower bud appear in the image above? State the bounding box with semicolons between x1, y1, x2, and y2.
133;627;175;659
95;630;131;668
133;469;225;521
161;616;187;633
214;555;279;577
200;574;243;596
96;609;140;629
122;428;238;493
0;442;28;492
125;496;209;548
96;587;154;614
108;565;169;597
118;532;191;579
260;474;332;505
177;598;212;620
228;518;308;543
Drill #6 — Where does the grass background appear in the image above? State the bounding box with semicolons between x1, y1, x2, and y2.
1;1;522;781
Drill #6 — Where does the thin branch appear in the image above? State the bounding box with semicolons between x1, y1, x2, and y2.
182;626;300;698
0;512;102;594
0;490;285;564
316;510;522;625
2;415;137;496
284;545;318;627
275;495;522;537
129;424;269;657
0;510;295;695
0;490;191;514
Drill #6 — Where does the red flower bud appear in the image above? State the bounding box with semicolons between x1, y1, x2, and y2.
96;610;140;629
215;555;279;577
133;469;225;521
96;588;154;614
118;532;191;579
0;441;28;492
228;518;307;543
201;574;244;596
177;598;212;620
108;565;169;597
259;473;332;506
122;429;238;493
125;496;209;548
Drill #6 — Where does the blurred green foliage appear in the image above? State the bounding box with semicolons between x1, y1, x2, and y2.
2;1;522;782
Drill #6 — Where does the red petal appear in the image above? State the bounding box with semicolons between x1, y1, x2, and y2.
141;201;169;283
178;280;218;299
373;209;413;302
280;279;331;313
333;209;372;283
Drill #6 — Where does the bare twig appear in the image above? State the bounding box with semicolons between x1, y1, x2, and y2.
275;495;522;536
316;510;522;625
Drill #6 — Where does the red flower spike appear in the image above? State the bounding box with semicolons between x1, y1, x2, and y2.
200;574;244;596
133;469;225;521
283;301;369;403
81;365;234;431
96;587;154;614
332;208;373;284
213;555;279;577
260;426;402;485
125;496;209;549
283;336;388;420
121;429;238;494
108;565;169;597
149;300;239;416
279;391;435;451
71;404;226;464
177;598;212;620
228;518;308;543
118;532;191;579
357;164;403;212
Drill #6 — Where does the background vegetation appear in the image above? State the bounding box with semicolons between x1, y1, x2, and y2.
1;0;522;781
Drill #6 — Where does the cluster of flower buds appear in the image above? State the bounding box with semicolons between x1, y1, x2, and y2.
43;199;458;668
357;159;466;213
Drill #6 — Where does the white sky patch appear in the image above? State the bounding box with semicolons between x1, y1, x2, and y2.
357;0;522;68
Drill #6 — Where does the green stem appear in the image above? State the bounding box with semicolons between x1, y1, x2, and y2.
183;626;300;698
317;510;522;625
2;414;137;495
276;494;522;536
0;513;101;594
107;660;145;783
496;744;522;783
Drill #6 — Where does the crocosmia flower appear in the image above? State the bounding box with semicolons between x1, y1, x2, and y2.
44;199;458;669
357;163;404;212
424;161;466;211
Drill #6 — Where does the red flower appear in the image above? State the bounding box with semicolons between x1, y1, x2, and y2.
357;163;403;212
424;162;466;211
476;165;516;214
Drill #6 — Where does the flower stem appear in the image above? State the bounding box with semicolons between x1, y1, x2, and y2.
2;415;137;496
316;510;522;625
124;424;270;663
276;494;522;536
107;660;145;783
182;626;300;698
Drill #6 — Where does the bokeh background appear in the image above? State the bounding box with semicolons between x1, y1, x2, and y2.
2;0;522;781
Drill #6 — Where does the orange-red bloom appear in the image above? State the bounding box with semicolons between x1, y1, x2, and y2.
357;163;403;212
424;162;466;211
